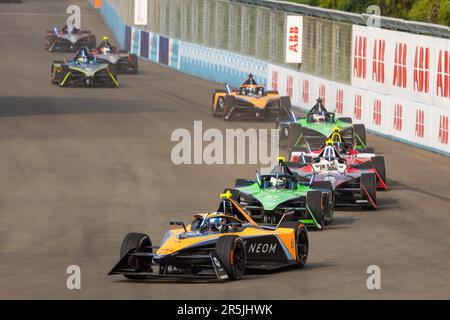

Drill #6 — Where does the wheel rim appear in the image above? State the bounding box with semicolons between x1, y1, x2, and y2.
232;241;246;276
218;98;224;112
297;229;308;263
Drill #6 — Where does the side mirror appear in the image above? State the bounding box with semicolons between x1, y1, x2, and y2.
170;221;187;232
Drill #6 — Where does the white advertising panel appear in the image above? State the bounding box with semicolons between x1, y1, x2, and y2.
285;16;303;64
352;25;450;109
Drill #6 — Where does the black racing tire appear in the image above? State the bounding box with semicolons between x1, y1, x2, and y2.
306;190;325;229
371;156;387;187
50;63;63;84
222;95;235;120
87;34;97;50
311;181;334;225
214;236;246;280
288;123;303;153
58;65;70;87
120;232;152;280
337;117;352;124
353;124;367;148
234;179;254;188
213;96;224;117
278;221;309;268
107;65;119;88
278;96;292;123
129;54;138;74
361;173;377;209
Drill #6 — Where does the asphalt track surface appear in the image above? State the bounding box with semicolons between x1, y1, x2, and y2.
1;0;450;299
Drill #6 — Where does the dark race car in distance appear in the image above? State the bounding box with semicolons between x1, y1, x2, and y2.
90;37;138;74
45;25;96;52
51;48;119;88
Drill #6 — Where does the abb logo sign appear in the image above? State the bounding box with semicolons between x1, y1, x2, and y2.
436;50;450;99
336;89;344;114
285;16;303;63
286;75;293;98
373;99;382;126
272;71;278;91
354;94;362;120
372;39;385;83
393;103;403;131
413;46;430;93
302;80;309;104
319;84;326;105
353;36;367;79
415;109;425;138
393;42;407;88
438;115;448;145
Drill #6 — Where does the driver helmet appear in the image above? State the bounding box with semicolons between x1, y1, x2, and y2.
270;177;286;188
208;217;227;232
66;25;75;33
245;87;256;96
76;47;90;64
323;145;337;160
313;113;325;122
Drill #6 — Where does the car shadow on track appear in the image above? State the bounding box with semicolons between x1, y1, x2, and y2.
0;96;176;117
110;262;337;284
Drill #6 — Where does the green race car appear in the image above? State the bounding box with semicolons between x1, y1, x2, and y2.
278;98;368;153
228;157;334;229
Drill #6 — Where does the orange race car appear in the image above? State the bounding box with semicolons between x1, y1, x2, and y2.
212;74;293;121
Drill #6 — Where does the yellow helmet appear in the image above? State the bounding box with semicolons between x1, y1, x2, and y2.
277;155;285;162
102;36;109;41
332;126;340;132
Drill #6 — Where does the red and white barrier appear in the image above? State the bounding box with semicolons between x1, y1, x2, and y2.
267;62;450;155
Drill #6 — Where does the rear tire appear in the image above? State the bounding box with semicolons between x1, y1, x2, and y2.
288;123;303;154
361;173;377;209
215;236;246;280
278;96;292;122
311;181;334;225
371;156;387;187
353;124;367;148
129;54;138;74
279;221;309;268
337;117;352;124
120;233;152;280
306;190;325;229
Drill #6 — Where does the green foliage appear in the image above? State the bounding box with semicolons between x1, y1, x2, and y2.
286;0;449;26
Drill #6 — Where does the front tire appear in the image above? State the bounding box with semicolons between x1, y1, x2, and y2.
120;232;152;280
214;236;246;280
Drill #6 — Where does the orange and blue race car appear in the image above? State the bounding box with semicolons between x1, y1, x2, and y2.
108;192;309;281
212;74;293;121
